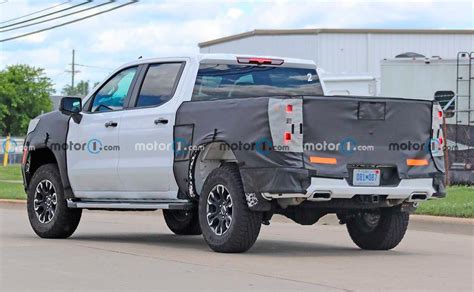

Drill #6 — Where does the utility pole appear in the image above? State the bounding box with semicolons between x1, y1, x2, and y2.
66;49;80;94
71;49;75;89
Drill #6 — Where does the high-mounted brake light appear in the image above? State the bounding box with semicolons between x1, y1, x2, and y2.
237;57;284;65
286;104;293;113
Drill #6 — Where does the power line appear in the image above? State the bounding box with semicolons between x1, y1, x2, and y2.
0;0;90;29
1;1;114;33
0;1;138;42
74;63;113;70
0;1;70;24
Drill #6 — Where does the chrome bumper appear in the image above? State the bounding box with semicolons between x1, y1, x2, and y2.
263;177;436;202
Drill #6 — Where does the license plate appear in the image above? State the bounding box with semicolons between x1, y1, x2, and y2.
353;169;380;186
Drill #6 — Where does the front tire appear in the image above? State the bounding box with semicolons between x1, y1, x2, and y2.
198;164;262;253
163;209;201;235
346;206;409;250
27;164;82;238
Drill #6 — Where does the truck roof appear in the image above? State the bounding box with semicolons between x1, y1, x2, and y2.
119;53;316;69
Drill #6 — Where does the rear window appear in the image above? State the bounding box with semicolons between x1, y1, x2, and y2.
192;64;323;101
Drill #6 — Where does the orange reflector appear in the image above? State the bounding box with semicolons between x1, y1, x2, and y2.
407;159;428;166
310;156;337;164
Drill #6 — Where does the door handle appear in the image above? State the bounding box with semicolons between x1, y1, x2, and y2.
104;121;118;128
154;118;168;125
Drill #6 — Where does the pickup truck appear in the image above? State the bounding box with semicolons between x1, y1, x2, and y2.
22;54;446;253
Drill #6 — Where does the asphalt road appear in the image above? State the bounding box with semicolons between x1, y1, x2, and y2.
1;202;472;291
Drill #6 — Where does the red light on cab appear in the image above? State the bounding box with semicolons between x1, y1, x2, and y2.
237;57;284;65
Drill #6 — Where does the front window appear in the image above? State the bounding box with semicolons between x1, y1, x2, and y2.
91;67;138;112
192;64;323;101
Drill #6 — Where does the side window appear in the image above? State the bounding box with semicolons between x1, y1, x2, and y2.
135;63;183;108
91;67;138;112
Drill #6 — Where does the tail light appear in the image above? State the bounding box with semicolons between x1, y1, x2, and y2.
431;103;444;157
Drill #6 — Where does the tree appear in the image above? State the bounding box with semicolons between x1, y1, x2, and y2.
62;80;90;96
0;65;53;136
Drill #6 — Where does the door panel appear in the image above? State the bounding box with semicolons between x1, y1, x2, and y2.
67;112;123;193
118;106;175;193
67;66;139;196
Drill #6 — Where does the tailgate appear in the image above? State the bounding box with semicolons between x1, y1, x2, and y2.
301;96;443;179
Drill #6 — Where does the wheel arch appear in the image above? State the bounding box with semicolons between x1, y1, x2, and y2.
190;142;239;198
25;147;58;187
25;146;73;199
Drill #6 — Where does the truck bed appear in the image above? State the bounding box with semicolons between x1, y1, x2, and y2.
174;95;445;195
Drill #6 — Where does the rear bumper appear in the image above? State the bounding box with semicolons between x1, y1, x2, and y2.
263;177;442;202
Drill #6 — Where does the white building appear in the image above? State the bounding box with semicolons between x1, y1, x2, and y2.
199;28;474;90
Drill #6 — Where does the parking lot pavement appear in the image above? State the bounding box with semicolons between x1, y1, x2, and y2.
1;202;472;291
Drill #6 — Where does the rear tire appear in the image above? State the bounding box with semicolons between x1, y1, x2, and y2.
198;164;262;253
163;209;201;235
346;206;409;250
27;164;82;238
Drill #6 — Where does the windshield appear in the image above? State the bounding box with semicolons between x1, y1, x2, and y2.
192;64;323;101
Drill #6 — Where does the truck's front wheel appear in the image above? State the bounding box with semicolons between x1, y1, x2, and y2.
198;164;262;253
346;206;409;250
27;164;82;238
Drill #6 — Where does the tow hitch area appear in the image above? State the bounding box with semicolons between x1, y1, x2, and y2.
360;195;382;204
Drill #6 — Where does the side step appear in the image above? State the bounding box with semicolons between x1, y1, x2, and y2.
67;199;194;210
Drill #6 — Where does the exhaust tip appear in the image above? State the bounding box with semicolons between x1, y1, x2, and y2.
409;192;428;202
312;192;332;201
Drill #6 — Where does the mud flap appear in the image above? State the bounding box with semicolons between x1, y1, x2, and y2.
245;192;272;211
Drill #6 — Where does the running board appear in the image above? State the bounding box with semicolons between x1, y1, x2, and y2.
67;199;194;210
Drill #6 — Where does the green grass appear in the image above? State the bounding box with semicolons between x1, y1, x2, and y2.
0;164;22;181
0;181;26;200
0;164;25;200
0;165;472;217
416;186;473;218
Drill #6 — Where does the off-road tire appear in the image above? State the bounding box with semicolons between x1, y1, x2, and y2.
27;164;82;238
346;206;409;250
163;209;201;235
199;164;262;253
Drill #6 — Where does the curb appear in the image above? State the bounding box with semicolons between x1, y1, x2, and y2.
0;199;26;204
411;214;473;225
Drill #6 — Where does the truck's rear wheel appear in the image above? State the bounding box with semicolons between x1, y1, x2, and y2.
346;206;409;250
27;164;82;238
163;209;201;235
198;164;262;253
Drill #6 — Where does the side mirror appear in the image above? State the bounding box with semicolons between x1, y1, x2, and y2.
60;97;82;123
60;97;82;113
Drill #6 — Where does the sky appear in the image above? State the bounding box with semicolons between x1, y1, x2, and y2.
0;0;473;93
